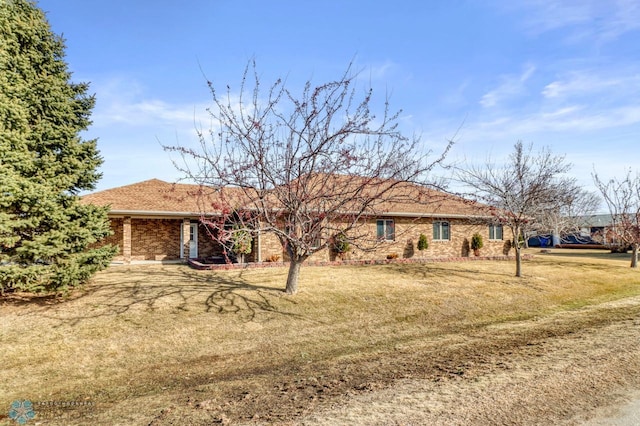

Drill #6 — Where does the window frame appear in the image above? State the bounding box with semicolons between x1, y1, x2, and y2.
489;224;503;241
433;220;450;241
309;233;323;250
376;219;395;242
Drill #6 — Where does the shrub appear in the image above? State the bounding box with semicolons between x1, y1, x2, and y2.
332;233;350;254
471;233;484;251
229;226;252;263
417;233;429;251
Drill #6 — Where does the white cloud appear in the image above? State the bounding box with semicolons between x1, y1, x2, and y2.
367;60;398;81
542;71;640;100
90;77;211;131
494;0;640;42
599;0;640;41
441;80;471;108
480;64;536;108
95;99;207;127
474;104;640;138
517;0;593;33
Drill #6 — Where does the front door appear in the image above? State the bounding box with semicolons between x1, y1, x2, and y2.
189;223;198;258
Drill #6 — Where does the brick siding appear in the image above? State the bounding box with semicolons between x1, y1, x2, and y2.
97;216;512;264
259;217;514;262
130;218;182;260
96;217;124;256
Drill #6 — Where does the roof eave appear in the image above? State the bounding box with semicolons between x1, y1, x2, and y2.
107;210;206;218
106;209;492;220
381;211;493;219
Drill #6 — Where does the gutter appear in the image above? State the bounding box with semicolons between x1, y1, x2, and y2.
107;210;205;218
381;211;493;219
106;209;493;220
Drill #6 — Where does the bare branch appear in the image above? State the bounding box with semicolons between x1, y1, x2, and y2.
593;168;640;267
455;141;577;277
164;61;451;293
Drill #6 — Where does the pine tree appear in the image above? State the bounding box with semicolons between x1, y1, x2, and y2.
0;0;115;292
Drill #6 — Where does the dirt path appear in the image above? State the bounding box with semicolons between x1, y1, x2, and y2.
584;390;640;426
80;293;640;426
287;296;640;425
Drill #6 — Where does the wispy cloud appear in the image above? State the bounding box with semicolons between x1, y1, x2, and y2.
541;69;640;106
441;80;471;108
598;0;640;41
495;0;640;43
480;64;536;108
506;105;640;133
513;0;593;33
95;99;207;127
88;76;217;151
367;60;398;81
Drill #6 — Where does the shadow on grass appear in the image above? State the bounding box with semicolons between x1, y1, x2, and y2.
535;250;635;271
381;262;516;282
4;266;303;326
538;249;632;261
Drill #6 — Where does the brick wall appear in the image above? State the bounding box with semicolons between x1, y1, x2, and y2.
196;223;257;262
259;217;514;263
95;217;124;256
95;217;252;262
350;217;513;260
197;223;219;258
259;231;283;262
129;218;182;260
98;215;512;264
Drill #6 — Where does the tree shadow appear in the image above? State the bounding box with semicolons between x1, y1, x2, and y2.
503;240;513;255
461;238;471;257
3;266;305;326
538;250;631;262
383;262;514;282
402;239;415;259
1;291;70;308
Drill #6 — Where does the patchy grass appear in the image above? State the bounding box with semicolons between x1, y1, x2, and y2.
1;249;639;425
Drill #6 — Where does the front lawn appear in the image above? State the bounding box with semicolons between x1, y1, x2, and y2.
1;250;639;425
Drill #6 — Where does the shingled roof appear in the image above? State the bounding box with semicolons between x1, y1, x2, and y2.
81;178;492;219
81;179;243;216
284;173;491;218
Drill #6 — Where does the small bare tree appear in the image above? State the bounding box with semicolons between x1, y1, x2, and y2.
456;141;575;277
530;185;600;246
167;60;451;294
593;169;640;267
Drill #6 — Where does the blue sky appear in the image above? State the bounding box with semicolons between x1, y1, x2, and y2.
38;0;640;197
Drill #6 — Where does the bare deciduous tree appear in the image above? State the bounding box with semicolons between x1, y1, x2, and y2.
166;61;451;294
529;185;600;246
456;141;576;277
593;169;640;267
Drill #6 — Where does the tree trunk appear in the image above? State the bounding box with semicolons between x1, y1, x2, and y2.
512;226;523;277
631;244;638;268
285;259;303;294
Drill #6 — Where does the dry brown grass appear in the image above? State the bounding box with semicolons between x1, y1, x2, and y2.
1;249;639;425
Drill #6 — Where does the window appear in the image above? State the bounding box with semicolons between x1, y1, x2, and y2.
377;219;395;241
433;221;450;241
310;233;322;249
489;224;503;240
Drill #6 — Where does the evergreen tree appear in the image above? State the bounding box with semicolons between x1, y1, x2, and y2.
0;0;115;292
